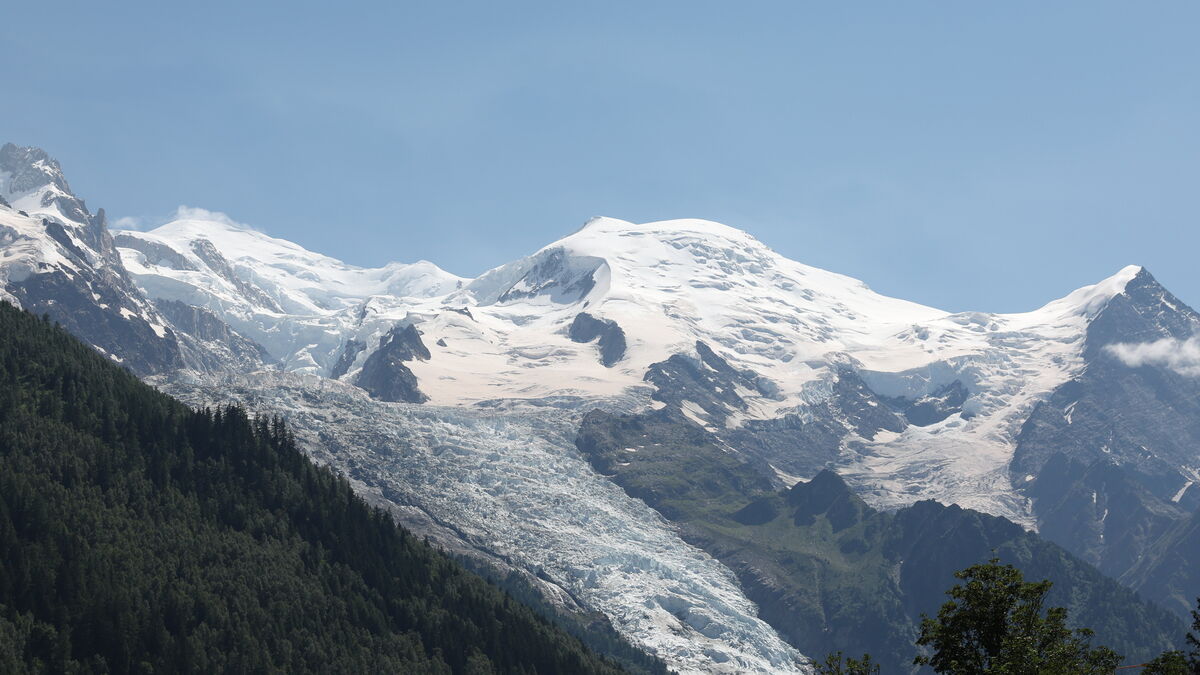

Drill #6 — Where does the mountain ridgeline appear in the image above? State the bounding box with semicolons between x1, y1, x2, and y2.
0;300;652;674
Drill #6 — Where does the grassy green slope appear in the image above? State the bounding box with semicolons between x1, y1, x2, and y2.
577;409;1185;672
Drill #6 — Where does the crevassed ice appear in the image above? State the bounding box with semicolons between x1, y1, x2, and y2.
157;372;811;675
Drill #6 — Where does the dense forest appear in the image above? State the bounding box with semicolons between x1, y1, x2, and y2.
0;301;639;674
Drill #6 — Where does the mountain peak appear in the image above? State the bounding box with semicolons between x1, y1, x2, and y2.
1031;264;1144;322
1083;265;1200;351
0;143;73;201
0;143;96;231
569;216;764;250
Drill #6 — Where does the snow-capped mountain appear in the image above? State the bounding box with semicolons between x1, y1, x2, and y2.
116;212;1172;525
0;144;272;374
116;208;465;372
0;143;183;373
7;142;1200;671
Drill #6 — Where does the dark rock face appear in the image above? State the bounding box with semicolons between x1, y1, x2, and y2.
355;324;430;403
829;369;908;439
495;248;603;305
43;220;90;263
1121;506;1200;619
0;144;113;259
642;343;906;480
1015;269;1200;500
330;338;366;379
643;341;773;425
882;380;969;426
189;239;284;312
153;298;270;371
1027;453;1185;580
1;144;72;196
1;145;189;375
114;233;197;270
567;312;626;367
8;268;184;375
1010;268;1200;620
726;412;849;480
714;369;908;480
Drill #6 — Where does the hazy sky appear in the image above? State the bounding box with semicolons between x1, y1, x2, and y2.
3;2;1197;312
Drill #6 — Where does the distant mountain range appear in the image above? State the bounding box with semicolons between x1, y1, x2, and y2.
4;142;1198;672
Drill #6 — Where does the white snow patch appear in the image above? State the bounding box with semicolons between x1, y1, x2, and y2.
1172;481;1194;503
680;400;710;426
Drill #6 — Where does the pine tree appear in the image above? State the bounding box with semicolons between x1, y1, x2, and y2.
814;651;880;674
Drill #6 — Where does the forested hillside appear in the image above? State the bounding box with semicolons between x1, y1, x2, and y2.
0;301;639;674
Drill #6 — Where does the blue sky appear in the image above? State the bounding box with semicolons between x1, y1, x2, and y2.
2;2;1197;312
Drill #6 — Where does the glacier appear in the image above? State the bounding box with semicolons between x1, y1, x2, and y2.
154;371;811;674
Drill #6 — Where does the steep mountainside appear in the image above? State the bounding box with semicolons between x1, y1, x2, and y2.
1121;505;1200;619
1012;270;1200;600
115;209;464;372
0;144;183;373
0;145;265;374
575;408;1186;672
0;300;649;674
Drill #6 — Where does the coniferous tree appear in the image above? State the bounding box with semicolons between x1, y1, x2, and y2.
814;651;880;674
1192;598;1200;674
913;558;1121;675
1141;650;1191;675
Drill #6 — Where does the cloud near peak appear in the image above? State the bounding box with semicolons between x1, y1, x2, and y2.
1105;336;1200;376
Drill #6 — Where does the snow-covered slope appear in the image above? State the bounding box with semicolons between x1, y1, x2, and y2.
840;265;1143;526
116;212;1151;526
116;208;464;370
427;217;1143;526
0;144;183;373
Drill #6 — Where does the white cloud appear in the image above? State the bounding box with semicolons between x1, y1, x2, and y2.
1106;336;1200;376
172;206;259;231
112;215;144;230
111;207;256;233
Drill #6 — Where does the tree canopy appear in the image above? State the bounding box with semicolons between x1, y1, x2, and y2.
913;558;1121;674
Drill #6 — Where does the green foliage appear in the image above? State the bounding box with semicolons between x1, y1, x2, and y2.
1192;597;1200;672
0;301;631;674
1149;597;1200;675
814;651;880;674
1141;650;1191;675
913;558;1121;674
